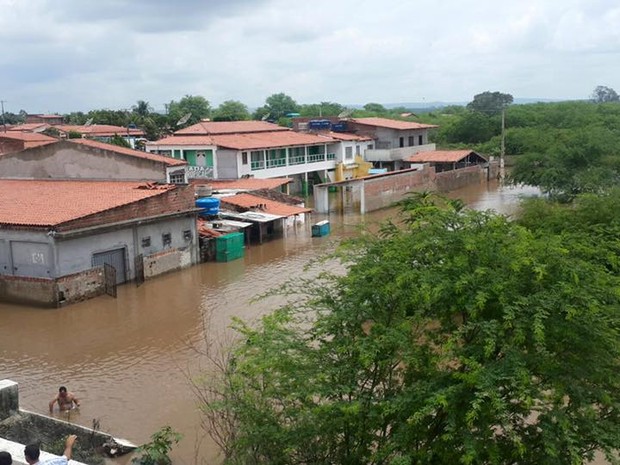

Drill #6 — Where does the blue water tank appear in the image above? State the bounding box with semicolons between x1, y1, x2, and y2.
196;197;220;216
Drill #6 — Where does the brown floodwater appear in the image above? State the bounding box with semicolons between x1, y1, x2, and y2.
0;181;542;464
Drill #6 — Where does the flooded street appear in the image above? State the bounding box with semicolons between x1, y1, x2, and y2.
0;181;539;464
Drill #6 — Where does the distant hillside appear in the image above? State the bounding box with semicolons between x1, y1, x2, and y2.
377;98;568;110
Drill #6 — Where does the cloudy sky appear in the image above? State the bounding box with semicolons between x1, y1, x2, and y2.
1;0;619;114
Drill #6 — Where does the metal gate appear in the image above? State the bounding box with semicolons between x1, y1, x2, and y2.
134;254;145;287
103;263;117;298
92;248;127;284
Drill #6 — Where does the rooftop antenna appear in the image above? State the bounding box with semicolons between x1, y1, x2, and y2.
84;117;94;126
260;113;271;121
176;112;192;126
338;108;353;119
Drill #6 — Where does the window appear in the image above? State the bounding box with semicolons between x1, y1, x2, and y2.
141;237;151;247
183;230;192;241
399;137;404;148
345;146;353;160
355;145;360;155
368;144;373;150
162;233;172;246
408;136;414;146
242;152;248;165
169;170;186;184
419;135;423;145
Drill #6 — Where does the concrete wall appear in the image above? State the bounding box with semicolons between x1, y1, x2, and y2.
435;164;488;191
0;141;167;181
216;149;239;178
0;380;18;421
143;247;193;279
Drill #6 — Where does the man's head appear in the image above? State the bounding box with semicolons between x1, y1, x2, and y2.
59;386;67;398
0;451;12;465
24;444;40;464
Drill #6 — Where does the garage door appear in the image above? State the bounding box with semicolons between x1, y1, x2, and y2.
92;248;127;284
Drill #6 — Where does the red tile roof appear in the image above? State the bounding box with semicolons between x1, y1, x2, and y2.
69;139;187;166
175;120;289;135
196;178;291;190
147;136;216;147
0;132;57;143
220;193;311;217
319;131;373;142
0;180;178;227
405;150;487;163
149;131;335;151
54;124;145;137
7;123;50;132
351;117;438;130
211;131;336;150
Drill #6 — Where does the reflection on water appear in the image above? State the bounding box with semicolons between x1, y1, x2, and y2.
0;181;540;464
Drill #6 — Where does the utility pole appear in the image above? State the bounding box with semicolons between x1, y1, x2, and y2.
499;107;506;183
1;100;6;133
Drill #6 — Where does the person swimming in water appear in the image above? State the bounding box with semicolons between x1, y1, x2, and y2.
49;386;80;412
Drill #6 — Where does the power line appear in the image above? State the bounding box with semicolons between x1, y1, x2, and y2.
0;100;6;133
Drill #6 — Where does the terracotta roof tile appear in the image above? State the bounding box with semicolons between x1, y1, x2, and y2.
147;136;216;147
175;120;289;135
7;123;50;132
0;132;57;142
0;179;177;227
405;150;487;163
220;193;311;217
319;131;374;142
54;124;145;137
69;139;187;166
351;117;438;130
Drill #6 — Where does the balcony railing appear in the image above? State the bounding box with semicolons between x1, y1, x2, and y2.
289;155;306;165
266;158;287;168
251;161;265;170
308;153;326;163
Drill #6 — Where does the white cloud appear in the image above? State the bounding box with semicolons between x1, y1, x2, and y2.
1;0;619;113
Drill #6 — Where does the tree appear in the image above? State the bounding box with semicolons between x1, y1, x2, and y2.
109;134;132;148
467;91;513;115
299;101;345;118
133;100;152;117
213;100;250;121
254;93;299;121
591;85;620;103
167;95;211;127
199;193;620;465
363;102;387;114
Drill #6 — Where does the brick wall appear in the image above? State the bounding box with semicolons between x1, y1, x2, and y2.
0;275;57;307
57;185;196;232
56;267;105;306
363;168;435;211
0;139;24;156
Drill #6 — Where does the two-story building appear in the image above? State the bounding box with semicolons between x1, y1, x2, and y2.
345;117;438;170
147;121;348;194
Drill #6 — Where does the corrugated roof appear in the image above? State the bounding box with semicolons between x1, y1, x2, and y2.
220;193;311;217
175;120;289;135
0;180;178;227
69;139;187;166
405;150;487;163
351;117;438;130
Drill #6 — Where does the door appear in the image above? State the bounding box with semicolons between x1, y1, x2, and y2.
92;248;127;284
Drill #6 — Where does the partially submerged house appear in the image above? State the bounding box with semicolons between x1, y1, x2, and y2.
0;139;187;183
0;180;198;307
405;149;488;172
220;192;312;243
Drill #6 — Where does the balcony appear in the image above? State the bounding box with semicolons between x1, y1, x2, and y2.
364;144;436;162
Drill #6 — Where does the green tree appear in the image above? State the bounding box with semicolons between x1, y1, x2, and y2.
363;102;387;114
254;93;299;121
167;95;211;127
199;194;620;465
109;134;132;148
133;100;152;117
213;100;251;121
467;91;513;115
591;85;620;103
299;101;345;117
